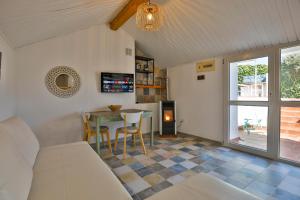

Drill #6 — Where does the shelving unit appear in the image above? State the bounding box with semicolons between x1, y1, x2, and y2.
136;84;165;89
135;56;154;86
135;56;167;104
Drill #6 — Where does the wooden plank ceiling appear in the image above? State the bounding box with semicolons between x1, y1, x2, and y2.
0;0;128;47
123;0;300;67
110;0;147;30
0;0;299;67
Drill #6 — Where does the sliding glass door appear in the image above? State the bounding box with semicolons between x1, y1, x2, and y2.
225;44;300;164
279;45;300;163
225;51;275;157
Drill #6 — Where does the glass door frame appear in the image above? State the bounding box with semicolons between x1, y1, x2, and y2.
276;43;300;165
224;48;276;158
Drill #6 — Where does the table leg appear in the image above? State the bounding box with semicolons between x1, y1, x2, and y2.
96;117;100;155
150;116;154;147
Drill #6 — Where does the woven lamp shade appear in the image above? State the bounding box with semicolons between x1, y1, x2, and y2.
136;2;162;31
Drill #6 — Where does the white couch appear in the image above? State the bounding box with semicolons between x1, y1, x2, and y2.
147;173;260;200
0;117;132;200
0;117;260;200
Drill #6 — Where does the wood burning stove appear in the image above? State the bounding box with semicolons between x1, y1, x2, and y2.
160;101;176;136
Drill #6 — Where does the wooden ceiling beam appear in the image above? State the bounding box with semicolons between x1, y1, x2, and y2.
109;0;147;31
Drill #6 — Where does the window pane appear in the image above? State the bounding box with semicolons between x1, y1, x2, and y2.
281;46;300;101
280;107;300;163
230;105;268;150
230;57;268;101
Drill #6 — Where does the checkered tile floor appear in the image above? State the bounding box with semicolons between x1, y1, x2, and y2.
93;133;300;200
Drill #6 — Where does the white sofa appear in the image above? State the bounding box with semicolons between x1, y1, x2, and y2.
147;173;260;200
0;117;132;200
0;117;259;200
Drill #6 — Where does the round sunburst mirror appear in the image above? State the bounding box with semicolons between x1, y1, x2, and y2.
45;66;81;98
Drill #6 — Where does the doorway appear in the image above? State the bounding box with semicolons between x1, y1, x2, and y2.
279;45;300;164
225;51;275;158
225;44;300;165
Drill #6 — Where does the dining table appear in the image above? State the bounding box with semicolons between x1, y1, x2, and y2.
89;109;154;155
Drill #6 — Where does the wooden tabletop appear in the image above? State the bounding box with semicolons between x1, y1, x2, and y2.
90;109;151;113
89;109;152;117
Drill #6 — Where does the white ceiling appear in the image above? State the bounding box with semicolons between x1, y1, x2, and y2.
0;0;300;67
0;0;127;47
123;0;300;67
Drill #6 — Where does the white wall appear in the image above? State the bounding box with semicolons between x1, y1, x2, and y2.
168;58;224;142
16;25;158;147
0;33;16;121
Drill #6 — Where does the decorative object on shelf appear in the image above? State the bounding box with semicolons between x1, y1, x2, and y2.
136;63;142;70
45;66;81;98
196;60;215;72
108;105;122;112
136;0;163;32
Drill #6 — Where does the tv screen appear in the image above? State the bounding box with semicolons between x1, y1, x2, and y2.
101;72;134;93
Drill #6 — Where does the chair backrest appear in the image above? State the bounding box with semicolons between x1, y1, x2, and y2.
121;112;143;130
81;113;91;140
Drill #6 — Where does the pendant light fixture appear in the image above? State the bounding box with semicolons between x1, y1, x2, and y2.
136;0;163;31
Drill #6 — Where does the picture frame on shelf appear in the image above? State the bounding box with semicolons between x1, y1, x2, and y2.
136;63;142;70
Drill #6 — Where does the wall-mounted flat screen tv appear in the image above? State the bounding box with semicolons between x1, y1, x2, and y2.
101;72;134;93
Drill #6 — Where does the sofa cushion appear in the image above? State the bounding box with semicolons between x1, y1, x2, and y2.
0;129;33;200
0;117;40;167
28;142;132;200
146;173;260;200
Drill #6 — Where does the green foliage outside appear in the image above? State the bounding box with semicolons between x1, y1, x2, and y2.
238;64;268;84
237;54;300;99
280;54;300;99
